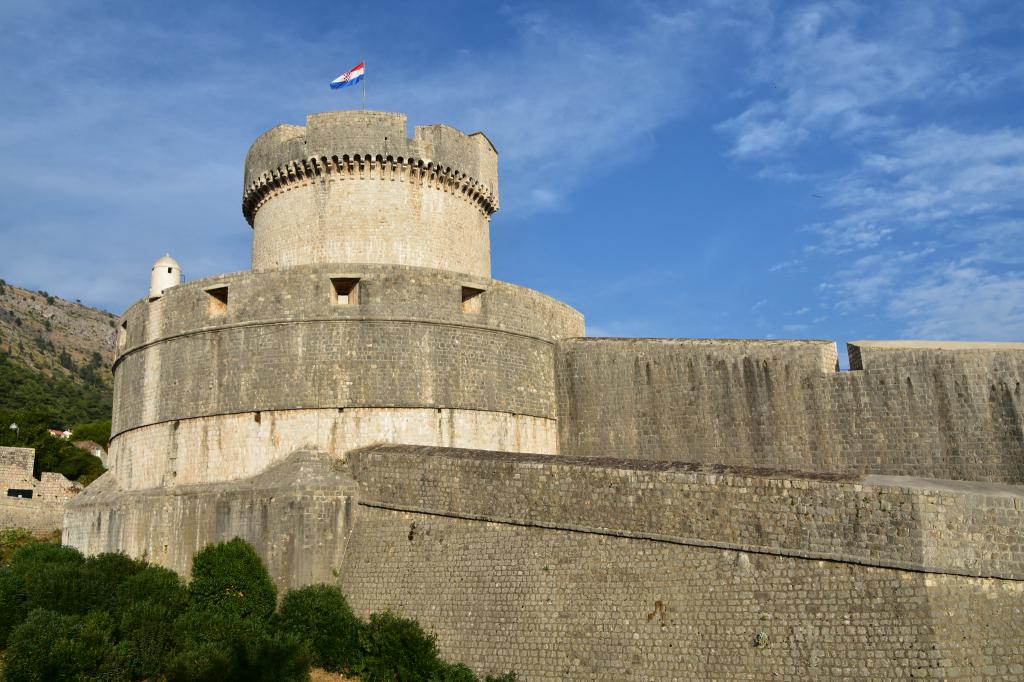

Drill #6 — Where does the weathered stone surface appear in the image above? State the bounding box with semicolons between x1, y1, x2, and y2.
557;338;1024;483
64;450;356;588
244;112;498;276
0;446;82;534
349;444;1024;580
64;109;1024;681
341;507;1024;681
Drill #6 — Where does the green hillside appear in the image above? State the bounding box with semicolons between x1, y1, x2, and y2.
0;278;115;483
0;352;112;424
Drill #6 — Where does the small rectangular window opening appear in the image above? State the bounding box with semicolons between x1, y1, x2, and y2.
206;286;229;316
331;278;360;305
167;267;173;274
461;286;484;313
7;489;33;499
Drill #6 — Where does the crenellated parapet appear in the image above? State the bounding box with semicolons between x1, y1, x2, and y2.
242;112;500;276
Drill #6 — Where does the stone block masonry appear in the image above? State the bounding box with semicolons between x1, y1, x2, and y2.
349;445;1024;580
340;445;1024;680
0;446;82;534
62;108;1024;680
557;338;1024;483
342;509;1024;681
244;111;499;276
106;263;581;491
64;450;356;588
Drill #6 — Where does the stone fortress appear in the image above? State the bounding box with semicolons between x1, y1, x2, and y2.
66;110;1024;680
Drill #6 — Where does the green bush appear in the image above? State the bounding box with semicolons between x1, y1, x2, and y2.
188;537;277;620
0;567;27;645
72;419;112;446
113;563;189;614
116;599;185;679
168;610;310;682
76;552;145;613
357;610;444;682
21;559;87;615
4;542;86;620
112;565;190;678
278;584;363;673
0;537;509;681
432;662;479;682
3;609;129;681
7;539;84;575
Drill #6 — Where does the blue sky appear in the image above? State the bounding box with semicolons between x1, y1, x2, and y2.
2;1;1023;354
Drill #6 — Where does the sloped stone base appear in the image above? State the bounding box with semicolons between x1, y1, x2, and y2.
64;449;357;589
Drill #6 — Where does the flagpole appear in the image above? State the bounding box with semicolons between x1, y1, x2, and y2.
361;66;366;110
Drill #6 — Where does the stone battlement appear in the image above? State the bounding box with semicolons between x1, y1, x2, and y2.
242;112;500;276
243;111;498;210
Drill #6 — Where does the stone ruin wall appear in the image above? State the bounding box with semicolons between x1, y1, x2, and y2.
0;446;82;534
556;338;1024;483
339;445;1024;681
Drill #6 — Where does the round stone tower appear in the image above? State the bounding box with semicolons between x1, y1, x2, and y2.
104;111;583;492
243;111;498;277
148;254;181;300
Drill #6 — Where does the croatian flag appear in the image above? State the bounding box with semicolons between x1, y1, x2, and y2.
330;62;365;90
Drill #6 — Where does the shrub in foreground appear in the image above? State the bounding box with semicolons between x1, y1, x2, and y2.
167;616;309;682
0;536;512;681
0;542;85;643
113;565;190;679
357;610;444;681
4;609;128;681
279;583;363;673
188;537;277;620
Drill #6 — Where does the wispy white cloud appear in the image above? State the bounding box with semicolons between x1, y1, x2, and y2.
0;1;763;310
717;2;968;158
381;4;770;212
724;1;1024;340
890;265;1024;339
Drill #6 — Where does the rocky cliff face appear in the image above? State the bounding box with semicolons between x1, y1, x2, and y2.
0;277;116;419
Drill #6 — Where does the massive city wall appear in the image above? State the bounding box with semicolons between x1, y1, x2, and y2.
340;445;1024;680
65;442;1024;678
556;338;1024;483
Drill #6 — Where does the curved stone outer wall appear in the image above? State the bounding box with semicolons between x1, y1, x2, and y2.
244;112;499;276
556;338;1024;483
109;264;583;489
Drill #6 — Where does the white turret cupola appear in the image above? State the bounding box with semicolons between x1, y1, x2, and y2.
149;254;181;300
